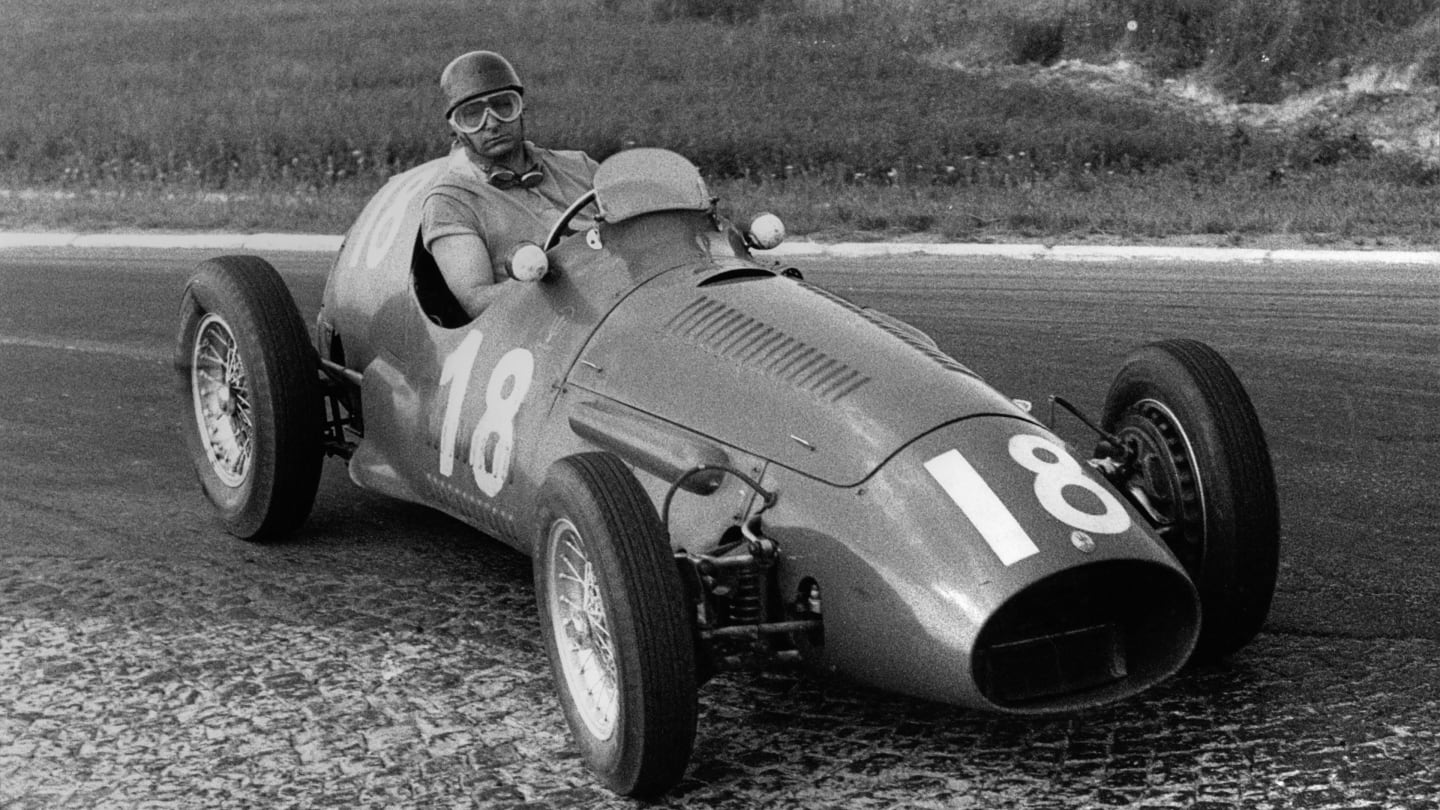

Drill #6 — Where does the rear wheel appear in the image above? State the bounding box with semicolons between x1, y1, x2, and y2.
534;453;698;798
176;255;323;541
1101;339;1279;662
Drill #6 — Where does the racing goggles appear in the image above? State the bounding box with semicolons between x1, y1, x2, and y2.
487;164;544;189
449;90;524;133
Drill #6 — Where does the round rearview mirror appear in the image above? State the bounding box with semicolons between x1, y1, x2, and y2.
507;242;549;282
746;213;786;250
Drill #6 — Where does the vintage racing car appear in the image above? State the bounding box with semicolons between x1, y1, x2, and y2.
176;148;1279;797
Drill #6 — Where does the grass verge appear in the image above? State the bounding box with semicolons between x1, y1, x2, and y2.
10;161;1440;249
4;0;1440;246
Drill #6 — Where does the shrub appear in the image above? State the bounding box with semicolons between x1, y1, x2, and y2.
650;0;795;23
1009;17;1067;66
1096;0;1440;100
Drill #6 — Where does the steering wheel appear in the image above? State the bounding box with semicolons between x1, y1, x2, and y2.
543;190;598;251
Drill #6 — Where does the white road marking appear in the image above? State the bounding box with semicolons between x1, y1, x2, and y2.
0;334;168;363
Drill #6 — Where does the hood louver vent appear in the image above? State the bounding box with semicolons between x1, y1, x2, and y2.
665;297;870;403
802;283;974;377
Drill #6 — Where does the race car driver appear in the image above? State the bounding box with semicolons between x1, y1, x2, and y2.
421;50;598;318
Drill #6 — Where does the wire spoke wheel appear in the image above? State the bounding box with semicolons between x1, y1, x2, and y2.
1102;339;1279;663
547;517;620;741
191;313;254;487
534;453;698;798
176;255;323;542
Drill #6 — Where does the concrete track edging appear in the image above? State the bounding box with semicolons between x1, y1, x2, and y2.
3;231;1440;265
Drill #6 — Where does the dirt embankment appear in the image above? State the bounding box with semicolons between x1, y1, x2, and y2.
1022;57;1440;167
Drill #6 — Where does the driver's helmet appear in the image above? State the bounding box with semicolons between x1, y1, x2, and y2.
441;51;523;117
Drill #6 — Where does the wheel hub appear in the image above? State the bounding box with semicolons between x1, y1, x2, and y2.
1113;399;1206;572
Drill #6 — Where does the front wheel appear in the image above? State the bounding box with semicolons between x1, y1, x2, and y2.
1102;339;1279;663
534;453;698;798
175;255;323;541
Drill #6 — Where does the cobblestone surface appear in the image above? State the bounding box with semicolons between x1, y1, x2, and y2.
4;252;1437;807
2;550;1438;809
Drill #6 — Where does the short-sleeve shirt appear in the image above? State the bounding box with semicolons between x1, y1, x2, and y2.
420;142;598;278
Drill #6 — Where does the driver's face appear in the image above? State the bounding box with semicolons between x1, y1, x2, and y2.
460;114;522;163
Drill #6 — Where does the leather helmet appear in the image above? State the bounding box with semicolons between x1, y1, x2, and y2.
441;51;523;117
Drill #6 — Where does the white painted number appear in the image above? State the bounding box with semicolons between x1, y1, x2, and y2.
438;332;485;477
468;348;534;496
437;332;535;495
926;433;1132;566
1007;434;1131;535
346;168;435;271
924;450;1041;566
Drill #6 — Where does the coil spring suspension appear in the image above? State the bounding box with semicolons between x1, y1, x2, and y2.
668;464;821;673
728;570;765;624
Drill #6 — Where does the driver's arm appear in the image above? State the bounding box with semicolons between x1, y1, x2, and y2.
430;233;510;318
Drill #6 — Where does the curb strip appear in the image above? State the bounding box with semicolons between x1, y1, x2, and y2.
3;231;1440;265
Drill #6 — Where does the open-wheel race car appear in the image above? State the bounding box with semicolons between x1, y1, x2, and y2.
176;148;1279;797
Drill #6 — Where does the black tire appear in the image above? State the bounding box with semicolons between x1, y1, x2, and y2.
175;255;323;541
533;453;698;797
1101;339;1279;663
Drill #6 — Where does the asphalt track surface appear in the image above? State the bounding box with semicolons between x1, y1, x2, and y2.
1;247;1437;808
